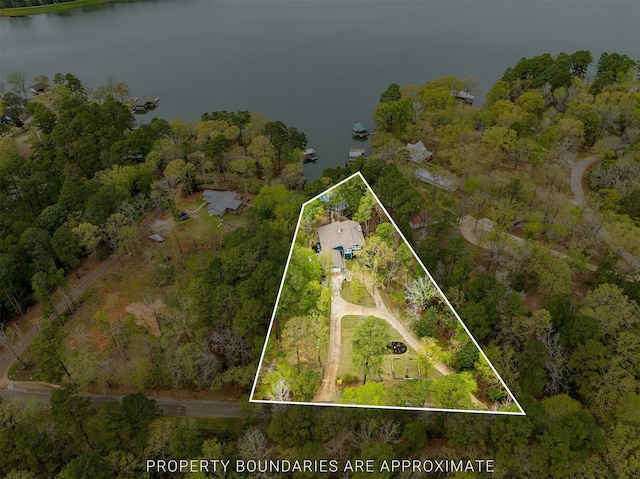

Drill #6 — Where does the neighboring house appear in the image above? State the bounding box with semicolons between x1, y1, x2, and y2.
409;212;432;230
30;83;45;96
406;141;434;163
415;168;455;191
450;90;474;105
203;190;242;217
317;219;365;271
130;96;159;111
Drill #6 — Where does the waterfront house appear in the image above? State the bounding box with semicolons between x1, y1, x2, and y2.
130;97;160;111
406;141;434;163
203;190;242;217
450;90;474;105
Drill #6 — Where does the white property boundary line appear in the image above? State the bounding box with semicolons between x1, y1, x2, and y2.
250;171;526;416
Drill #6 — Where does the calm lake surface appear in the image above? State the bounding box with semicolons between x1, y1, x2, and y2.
2;0;639;179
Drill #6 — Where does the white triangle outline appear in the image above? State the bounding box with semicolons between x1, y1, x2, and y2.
250;171;526;415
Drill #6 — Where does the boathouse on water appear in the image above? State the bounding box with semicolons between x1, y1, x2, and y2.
352;122;368;137
347;148;366;165
130;97;160;112
302;148;318;162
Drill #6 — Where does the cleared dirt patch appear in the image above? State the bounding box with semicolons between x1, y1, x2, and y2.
125;300;166;336
150;218;174;235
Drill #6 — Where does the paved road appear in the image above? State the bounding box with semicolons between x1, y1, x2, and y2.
570;154;600;206
569;155;640;275
0;383;244;417
458;215;599;271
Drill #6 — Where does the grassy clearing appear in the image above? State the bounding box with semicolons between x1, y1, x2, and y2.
1;0;114;16
340;279;375;307
337;315;419;381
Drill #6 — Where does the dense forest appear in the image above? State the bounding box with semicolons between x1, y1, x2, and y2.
0;49;639;478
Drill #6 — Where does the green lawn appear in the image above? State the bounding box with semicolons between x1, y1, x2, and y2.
337;315;421;382
1;0;114;16
340;279;375;307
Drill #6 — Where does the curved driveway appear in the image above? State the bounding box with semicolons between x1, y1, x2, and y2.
570;154;640;275
313;272;478;405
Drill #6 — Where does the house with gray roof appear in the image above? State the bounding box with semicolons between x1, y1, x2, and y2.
450;90;474;105
317;219;365;271
415;168;455;191
406;141;434;163
203;190;242;217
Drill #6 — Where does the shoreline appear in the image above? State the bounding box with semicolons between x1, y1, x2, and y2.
0;0;115;17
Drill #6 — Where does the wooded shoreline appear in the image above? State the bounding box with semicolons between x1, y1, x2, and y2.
1;0;115;17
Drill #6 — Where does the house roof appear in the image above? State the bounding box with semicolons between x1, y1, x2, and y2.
332;249;343;269
349;148;365;159
409;212;433;228
353;122;367;132
317;220;365;252
415;168;454;190
450;90;474;100
30;83;44;91
203;190;242;215
132;97;158;107
406;141;434;163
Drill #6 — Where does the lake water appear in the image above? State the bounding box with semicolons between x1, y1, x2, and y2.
1;0;639;179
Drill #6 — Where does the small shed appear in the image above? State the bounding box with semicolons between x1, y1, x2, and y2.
409;213;431;230
149;234;164;242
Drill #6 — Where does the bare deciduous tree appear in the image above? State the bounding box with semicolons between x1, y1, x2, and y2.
538;329;568;396
237;427;272;461
405;276;439;324
267;377;291;402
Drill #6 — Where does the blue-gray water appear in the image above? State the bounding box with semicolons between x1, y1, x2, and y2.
1;0;639;179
